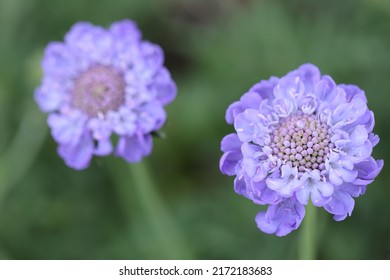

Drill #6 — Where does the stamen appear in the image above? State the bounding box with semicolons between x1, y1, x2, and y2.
271;113;332;171
72;65;125;116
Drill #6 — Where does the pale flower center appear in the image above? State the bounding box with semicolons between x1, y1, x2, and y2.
72;65;125;116
271;112;334;172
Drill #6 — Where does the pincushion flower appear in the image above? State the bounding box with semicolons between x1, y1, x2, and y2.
35;20;176;169
220;64;383;236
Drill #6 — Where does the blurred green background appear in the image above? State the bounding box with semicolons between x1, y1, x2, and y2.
0;0;389;260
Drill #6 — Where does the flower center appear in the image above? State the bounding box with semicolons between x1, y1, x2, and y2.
271;112;334;172
72;65;125;116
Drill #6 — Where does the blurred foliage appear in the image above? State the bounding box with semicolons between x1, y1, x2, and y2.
0;0;390;259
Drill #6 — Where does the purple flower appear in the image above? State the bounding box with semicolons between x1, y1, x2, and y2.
220;64;383;236
35;20;176;169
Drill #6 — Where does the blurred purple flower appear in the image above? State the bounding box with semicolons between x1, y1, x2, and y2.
220;64;383;236
35;20;176;169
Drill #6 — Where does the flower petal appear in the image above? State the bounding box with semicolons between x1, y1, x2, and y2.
136;101;166;133
221;133;241;153
296;170;333;206
266;165;301;197
324;184;356;221
34;81;66;112
47;110;87;146
220;151;242;176
220;134;243;175
234;109;270;144
87;117;112;140
354;157;384;181
273;75;304;100
65;22;112;63
116;133;153;163
107;107;137;136
326;153;358;185
295;63;321;93
249;77;278;100
329;96;367;129
42;42;80;78
339;84;367;103
226;91;264;124
256;198;305;236
234;175;251;199
151;68;177;105
251;180;282;205
58;132;94;170
134;42;164;80
94;138;113;156
109;19;141;42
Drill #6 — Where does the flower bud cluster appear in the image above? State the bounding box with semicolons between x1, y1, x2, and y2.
271;113;333;172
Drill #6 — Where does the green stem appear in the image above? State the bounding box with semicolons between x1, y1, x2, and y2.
299;202;317;260
0;102;47;203
108;159;191;259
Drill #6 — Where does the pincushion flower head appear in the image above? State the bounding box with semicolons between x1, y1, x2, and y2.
220;64;383;236
35;20;176;169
